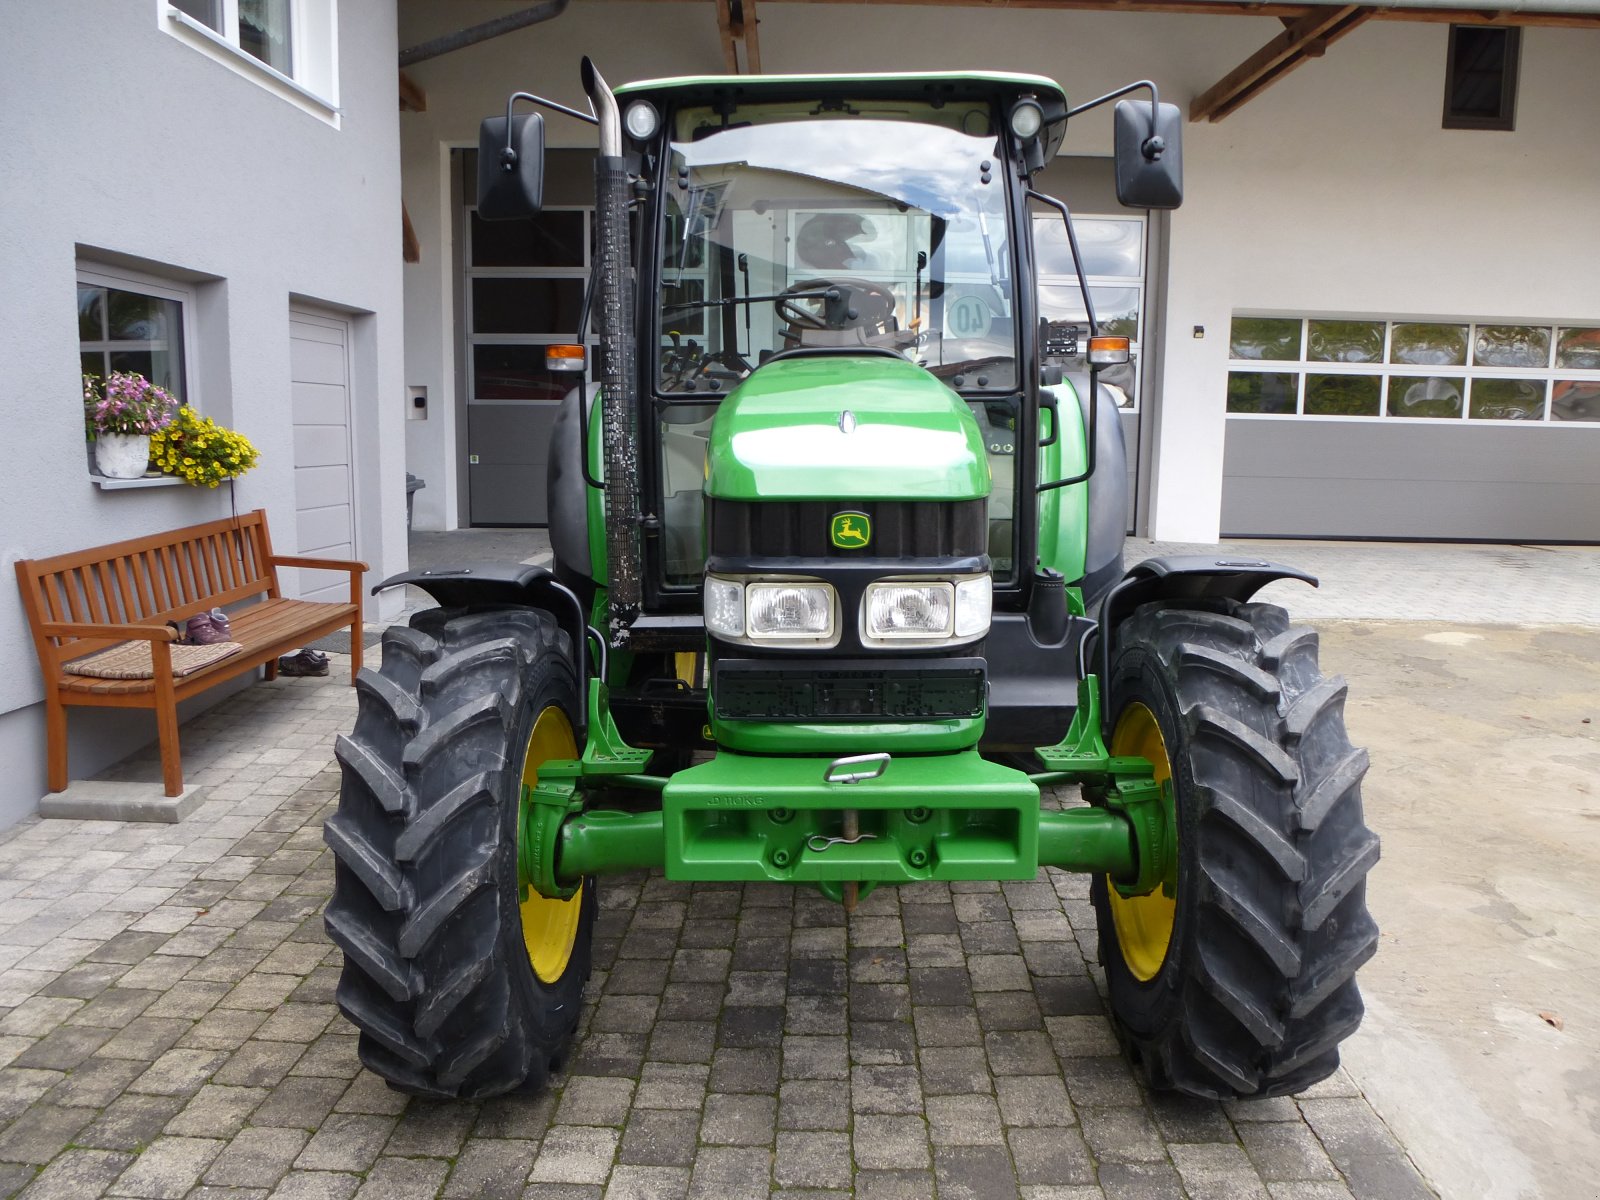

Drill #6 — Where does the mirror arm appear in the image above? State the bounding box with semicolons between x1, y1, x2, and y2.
1025;189;1101;493
1064;79;1166;161
1024;190;1099;339
497;90;599;173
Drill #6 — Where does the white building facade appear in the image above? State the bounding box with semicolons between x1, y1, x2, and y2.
395;0;1600;543
0;1;411;827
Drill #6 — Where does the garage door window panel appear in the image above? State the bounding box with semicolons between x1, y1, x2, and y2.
1552;382;1600;422
1474;325;1549;369
1469;378;1546;421
1305;373;1381;416
1229;318;1302;362
1227;371;1298;414
1557;328;1600;370
1307;320;1383;364
1387;376;1464;419
1391;323;1468;367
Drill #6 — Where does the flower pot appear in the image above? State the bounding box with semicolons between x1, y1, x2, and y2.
94;433;152;479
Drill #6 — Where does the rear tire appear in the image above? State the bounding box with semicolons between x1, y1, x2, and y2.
324;606;595;1099
1093;600;1379;1099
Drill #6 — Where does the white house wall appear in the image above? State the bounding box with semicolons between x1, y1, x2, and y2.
0;2;409;828
395;1;1600;538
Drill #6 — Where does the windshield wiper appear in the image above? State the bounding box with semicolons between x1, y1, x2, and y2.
662;286;838;316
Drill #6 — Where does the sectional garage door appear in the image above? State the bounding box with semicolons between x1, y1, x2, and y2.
1221;316;1600;541
289;309;357;602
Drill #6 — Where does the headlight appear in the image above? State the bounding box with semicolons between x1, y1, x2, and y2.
865;583;954;640
861;574;991;647
703;575;838;646
748;582;835;639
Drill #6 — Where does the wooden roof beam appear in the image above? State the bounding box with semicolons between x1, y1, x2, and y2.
1190;4;1373;121
398;68;427;113
714;0;762;73
618;0;1600;32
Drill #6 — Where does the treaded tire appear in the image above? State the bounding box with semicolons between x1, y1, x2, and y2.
323;606;595;1100
1092;600;1380;1099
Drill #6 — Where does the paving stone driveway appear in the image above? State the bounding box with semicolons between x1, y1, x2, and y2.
0;664;1434;1200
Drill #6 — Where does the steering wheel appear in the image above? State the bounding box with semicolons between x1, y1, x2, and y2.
776;277;898;335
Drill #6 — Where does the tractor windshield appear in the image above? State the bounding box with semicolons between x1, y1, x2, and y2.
656;99;1017;394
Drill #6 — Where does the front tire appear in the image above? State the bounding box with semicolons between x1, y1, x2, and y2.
324;606;595;1099
1093;600;1380;1099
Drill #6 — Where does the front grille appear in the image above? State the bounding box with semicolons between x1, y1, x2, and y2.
707;499;986;560
715;659;986;722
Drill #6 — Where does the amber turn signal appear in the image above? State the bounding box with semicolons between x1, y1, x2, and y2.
546;344;586;373
1087;335;1131;366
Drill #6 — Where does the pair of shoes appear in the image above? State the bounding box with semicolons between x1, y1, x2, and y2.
186;608;232;645
277;648;329;677
167;608;232;646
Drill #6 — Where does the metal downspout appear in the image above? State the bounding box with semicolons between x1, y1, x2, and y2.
399;0;571;68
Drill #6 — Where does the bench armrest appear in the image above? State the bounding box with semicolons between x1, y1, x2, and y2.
267;555;368;574
40;621;178;642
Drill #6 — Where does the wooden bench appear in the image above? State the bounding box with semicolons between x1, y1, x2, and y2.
15;509;366;797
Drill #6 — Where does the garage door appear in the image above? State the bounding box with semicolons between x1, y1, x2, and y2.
289;309;356;602
1222;316;1600;541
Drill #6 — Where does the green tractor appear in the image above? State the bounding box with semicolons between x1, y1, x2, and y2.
325;61;1379;1103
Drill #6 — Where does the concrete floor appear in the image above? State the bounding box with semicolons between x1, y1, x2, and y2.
1318;621;1600;1200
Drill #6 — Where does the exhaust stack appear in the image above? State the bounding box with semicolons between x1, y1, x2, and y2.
580;58;642;642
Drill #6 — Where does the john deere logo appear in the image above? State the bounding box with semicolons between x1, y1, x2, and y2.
830;512;871;549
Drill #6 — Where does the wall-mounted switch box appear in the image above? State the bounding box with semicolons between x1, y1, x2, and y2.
407;385;428;420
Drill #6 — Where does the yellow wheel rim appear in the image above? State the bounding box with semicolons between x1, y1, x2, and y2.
1106;702;1177;982
519;705;583;985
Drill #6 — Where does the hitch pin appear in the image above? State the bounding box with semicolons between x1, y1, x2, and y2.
806;832;877;853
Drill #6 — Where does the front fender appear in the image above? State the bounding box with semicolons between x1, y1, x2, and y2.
1095;555;1318;730
372;562;590;689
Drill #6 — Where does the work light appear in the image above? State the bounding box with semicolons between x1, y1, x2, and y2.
1009;98;1045;142
624;100;660;141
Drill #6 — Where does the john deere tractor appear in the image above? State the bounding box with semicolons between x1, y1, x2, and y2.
325;61;1379;1102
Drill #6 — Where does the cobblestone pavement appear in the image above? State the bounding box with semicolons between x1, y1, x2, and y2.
0;664;1435;1200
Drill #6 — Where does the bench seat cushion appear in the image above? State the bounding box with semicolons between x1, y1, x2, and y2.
57;597;358;696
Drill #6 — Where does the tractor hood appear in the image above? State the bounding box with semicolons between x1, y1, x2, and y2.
704;355;990;502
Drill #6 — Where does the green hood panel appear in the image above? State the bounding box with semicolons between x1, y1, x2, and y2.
705;356;991;502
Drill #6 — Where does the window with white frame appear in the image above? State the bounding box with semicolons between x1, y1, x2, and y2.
78;266;195;407
1226;316;1600;424
1033;213;1147;411
163;0;339;119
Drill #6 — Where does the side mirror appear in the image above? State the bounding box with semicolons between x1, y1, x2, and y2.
477;111;545;219
1113;99;1183;210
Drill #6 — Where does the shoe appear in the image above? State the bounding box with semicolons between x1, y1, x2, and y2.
277;649;329;677
186;609;232;645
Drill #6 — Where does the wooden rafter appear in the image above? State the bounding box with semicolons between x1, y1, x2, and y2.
1190;5;1373;121
714;0;762;73
398;69;427;113
630;0;1600;34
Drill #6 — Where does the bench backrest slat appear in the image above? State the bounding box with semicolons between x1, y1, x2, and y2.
15;510;281;656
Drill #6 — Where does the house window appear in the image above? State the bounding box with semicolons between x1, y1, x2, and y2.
77;268;193;404
163;0;339;121
1226;315;1600;424
1443;26;1520;131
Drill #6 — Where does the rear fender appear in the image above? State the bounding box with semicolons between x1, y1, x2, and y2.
1095;555;1317;732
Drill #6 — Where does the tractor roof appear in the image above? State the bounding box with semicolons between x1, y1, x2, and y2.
616;70;1067;107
